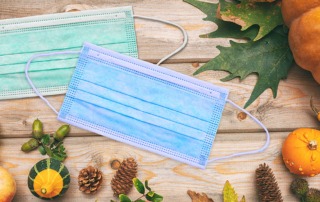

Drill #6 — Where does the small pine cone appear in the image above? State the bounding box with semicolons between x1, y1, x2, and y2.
256;163;283;202
78;166;103;194
111;157;138;197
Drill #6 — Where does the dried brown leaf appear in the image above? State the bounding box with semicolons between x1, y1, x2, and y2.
187;190;214;202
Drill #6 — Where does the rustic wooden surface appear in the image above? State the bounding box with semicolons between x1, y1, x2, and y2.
1;0;320;201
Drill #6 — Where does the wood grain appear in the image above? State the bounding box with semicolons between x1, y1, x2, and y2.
0;64;319;137
2;133;319;202
0;0;225;63
0;0;320;201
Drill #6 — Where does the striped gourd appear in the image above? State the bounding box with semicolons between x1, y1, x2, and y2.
28;158;70;200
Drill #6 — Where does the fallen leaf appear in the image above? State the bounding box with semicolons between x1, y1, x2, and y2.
184;0;259;40
223;181;238;202
218;0;283;41
194;26;293;108
187;190;214;202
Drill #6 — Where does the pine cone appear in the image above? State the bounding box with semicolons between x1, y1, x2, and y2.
111;157;138;197
256;163;283;202
78;166;103;194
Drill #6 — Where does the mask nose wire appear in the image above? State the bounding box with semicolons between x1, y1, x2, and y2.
25;51;80;115
208;99;271;162
133;15;188;65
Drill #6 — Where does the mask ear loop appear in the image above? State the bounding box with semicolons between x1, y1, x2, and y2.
25;51;80;115
25;17;188;115
133;15;188;65
208;99;270;162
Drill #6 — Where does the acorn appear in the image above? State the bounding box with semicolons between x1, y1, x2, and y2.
32;119;43;139
53;125;70;141
21;138;39;152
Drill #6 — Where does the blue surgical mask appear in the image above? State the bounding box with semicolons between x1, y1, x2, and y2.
0;6;137;99
25;19;269;169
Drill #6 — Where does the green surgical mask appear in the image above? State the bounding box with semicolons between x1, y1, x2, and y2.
0;6;137;99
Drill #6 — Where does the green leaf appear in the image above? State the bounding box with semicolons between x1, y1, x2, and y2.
43;145;53;157
51;144;67;162
194;26;293;108
219;0;283;41
184;0;259;40
152;198;163;202
223;181;238;202
40;134;50;145
146;193;163;202
38;145;46;155
147;191;155;197
135;200;146;202
133;178;145;194
119;194;131;202
145;180;152;192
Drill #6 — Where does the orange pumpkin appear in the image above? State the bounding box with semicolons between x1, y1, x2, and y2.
282;128;320;177
281;0;320;84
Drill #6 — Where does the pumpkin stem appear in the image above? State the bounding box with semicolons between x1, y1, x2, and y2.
41;184;54;195
308;140;318;150
41;188;47;194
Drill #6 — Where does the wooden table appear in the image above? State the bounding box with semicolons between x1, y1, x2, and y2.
1;0;320;201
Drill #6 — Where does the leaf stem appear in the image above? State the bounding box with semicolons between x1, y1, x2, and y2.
134;194;146;202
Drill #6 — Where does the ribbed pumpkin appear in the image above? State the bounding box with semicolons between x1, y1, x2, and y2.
28;158;70;200
282;128;320;177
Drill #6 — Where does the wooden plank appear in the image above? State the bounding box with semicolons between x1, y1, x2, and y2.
0;0;226;63
0;64;319;138
3;133;319;202
0;1;320;202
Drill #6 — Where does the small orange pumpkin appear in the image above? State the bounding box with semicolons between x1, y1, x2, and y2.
282;128;320;177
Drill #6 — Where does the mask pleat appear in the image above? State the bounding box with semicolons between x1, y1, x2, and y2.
0;7;137;99
59;42;229;168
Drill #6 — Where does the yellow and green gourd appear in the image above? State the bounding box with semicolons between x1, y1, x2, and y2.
28;158;70;200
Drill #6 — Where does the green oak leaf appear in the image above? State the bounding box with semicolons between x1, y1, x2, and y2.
51;143;67;162
219;0;283;41
194;26;293;108
184;0;259;40
40;134;50;145
133;178;145;194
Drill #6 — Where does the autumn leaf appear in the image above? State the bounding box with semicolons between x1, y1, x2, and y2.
194;26;293;108
184;0;259;40
218;0;283;41
187;190;214;202
223;181;238;202
240;195;246;202
184;0;293;108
